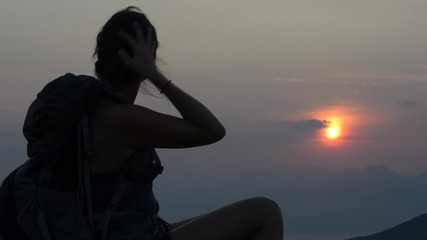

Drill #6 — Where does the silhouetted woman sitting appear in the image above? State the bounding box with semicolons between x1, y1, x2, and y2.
2;6;284;240
90;6;283;240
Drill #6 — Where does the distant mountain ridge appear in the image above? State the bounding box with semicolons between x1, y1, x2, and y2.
348;213;427;240
156;164;427;235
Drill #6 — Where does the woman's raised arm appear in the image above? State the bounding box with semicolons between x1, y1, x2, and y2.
114;23;225;149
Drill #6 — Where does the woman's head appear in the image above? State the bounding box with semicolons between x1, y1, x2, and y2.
94;6;158;89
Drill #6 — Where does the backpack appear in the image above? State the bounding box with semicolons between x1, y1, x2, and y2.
0;73;165;240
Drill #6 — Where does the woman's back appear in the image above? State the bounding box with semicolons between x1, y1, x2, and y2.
89;97;135;175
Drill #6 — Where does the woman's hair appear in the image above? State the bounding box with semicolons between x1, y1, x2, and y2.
93;6;158;89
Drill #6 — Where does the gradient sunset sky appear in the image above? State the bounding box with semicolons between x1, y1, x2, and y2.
2;0;426;177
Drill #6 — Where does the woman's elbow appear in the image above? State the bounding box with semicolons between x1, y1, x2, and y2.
217;125;227;140
209;125;226;143
194;125;226;146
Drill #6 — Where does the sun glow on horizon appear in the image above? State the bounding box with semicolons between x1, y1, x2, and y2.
279;106;361;145
326;126;341;140
325;117;342;141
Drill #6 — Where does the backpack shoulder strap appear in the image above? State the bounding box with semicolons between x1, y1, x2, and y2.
95;179;132;240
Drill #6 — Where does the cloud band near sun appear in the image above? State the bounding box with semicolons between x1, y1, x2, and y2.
292;119;330;131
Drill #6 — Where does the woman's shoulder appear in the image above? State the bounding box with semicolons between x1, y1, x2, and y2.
89;98;158;147
90;98;150;129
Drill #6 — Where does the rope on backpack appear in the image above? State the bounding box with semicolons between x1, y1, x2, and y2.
78;115;96;239
37;169;53;240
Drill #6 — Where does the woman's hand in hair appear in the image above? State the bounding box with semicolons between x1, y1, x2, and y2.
118;22;158;79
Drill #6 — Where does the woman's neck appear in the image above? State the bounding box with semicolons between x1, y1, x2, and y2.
120;82;141;103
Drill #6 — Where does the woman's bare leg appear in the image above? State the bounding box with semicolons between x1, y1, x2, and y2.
171;216;199;228
166;197;284;240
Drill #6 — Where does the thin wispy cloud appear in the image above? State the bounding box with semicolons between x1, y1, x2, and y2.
292;119;329;131
330;73;427;83
270;77;308;83
396;100;418;106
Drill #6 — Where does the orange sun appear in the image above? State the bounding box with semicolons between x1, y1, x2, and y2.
326;126;341;140
324;117;342;140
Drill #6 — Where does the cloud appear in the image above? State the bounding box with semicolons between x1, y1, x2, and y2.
396;100;418;106
292;119;330;131
270;77;308;83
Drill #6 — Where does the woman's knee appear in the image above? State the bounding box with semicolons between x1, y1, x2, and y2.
250;197;283;234
246;197;283;220
249;197;281;211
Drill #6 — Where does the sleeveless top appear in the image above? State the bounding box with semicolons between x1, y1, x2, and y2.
90;175;159;215
89;148;162;216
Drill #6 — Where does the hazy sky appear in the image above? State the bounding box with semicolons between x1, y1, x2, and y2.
1;0;426;176
1;1;427;238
